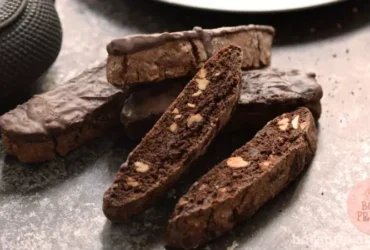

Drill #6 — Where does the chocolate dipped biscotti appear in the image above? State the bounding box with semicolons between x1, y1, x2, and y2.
121;68;323;139
167;107;318;249
0;63;127;163
107;25;274;89
103;45;243;222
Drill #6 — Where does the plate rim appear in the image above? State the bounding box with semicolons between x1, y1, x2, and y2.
155;0;346;13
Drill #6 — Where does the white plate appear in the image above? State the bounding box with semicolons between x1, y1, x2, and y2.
155;0;345;12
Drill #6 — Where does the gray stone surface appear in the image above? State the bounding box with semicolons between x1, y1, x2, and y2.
1;0;370;249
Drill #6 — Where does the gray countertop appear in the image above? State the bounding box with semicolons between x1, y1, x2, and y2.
1;0;370;249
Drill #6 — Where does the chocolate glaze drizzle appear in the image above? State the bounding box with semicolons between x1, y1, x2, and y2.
107;25;275;56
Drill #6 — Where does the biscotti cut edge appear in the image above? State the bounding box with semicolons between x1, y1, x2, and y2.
103;44;243;222
166;107;318;249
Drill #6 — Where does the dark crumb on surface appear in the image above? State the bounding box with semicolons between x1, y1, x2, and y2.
340;119;342;123
332;54;337;58
321;192;324;195
351;91;355;95
346;49;350;54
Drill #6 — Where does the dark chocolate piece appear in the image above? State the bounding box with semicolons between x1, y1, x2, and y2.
0;63;127;163
103;45;243;222
107;25;274;88
167;107;318;249
121;68;323;139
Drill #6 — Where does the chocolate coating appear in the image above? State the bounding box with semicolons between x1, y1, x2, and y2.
0;63;126;142
107;25;275;56
240;68;323;104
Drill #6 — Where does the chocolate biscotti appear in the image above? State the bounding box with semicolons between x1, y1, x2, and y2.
166;107;318;249
103;45;243;222
107;25;274;89
121;68;323;139
0;63;127;163
229;68;323;131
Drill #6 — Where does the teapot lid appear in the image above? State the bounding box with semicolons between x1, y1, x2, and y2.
0;0;28;30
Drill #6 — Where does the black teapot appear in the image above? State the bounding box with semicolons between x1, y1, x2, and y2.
0;0;62;106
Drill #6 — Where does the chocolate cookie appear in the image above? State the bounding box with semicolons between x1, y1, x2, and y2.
107;25;274;89
0;63;127;163
121;68;323;139
166;107;318;249
103;45;243;222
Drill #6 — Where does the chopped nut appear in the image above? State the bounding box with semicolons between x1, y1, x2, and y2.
259;161;271;171
277;117;290;131
172;108;179;114
197;68;207;79
174;114;182;119
127;181;139;187
196;78;209;90
169;123;178;132
219;187;227;193
126;177;139;187
291;115;300;129
192;90;202;97
227;157;250;168
187;114;203;127
187;103;196;108
178;199;188;206
134;161;150;173
300;121;307;130
214;72;221;77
